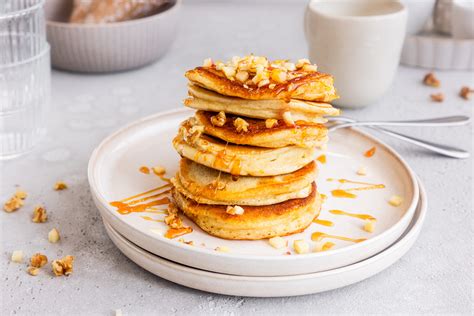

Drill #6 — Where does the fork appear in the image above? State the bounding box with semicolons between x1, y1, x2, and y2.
327;116;470;159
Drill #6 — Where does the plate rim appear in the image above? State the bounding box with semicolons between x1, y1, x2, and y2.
88;108;420;262
102;177;426;288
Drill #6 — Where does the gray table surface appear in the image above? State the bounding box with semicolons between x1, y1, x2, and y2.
1;1;473;315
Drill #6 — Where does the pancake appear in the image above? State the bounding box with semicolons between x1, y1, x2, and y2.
195;110;328;148
173;119;318;176
185;64;338;102
171;158;317;206
185;84;339;123
172;182;321;240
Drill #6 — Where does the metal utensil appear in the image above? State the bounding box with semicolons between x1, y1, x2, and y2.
327;116;470;159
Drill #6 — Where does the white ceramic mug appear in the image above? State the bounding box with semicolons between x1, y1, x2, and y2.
305;0;407;108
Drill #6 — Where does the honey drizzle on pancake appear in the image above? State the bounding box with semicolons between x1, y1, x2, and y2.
327;178;385;198
313;219;334;227
329;210;376;221
311;232;367;243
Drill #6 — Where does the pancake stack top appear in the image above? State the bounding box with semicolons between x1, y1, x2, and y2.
171;55;339;240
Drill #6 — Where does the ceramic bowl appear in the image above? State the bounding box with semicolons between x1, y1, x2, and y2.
44;0;180;73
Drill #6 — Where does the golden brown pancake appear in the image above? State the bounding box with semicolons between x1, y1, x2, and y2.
172;182;321;240
195;110;328;148
172;158;317;206
185;67;337;102
173;119;318;176
184;84;339;123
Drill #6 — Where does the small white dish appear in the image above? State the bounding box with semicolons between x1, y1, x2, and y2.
88;109;419;276
102;178;426;297
44;0;180;73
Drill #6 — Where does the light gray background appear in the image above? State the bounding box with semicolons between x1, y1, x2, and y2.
1;1;473;315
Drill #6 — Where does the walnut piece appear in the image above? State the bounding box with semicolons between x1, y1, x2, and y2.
27;266;40;276
268;237;287;249
30;253;48;268
32;206;48;223
52;255;74;276
388;195;403;207
357;166;367;176
14;189;28;199
3;196;24;213
210;111;226;127
459;86;473;100
423;73;440;87
234;117;249;132
11;250;24;263
430;93;444;102
293;239;309;254
48;228;60;243
54;181;68;191
265;119;278;128
226;205;244;215
282;111;295;126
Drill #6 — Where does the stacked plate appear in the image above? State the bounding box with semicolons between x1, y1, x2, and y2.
88;109;427;297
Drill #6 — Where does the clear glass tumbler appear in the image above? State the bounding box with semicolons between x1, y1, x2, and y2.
0;0;50;160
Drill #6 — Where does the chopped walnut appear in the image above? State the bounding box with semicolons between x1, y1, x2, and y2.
235;71;249;83
202;58;213;68
282;111;295;126
388;195;403;207
459;86;473;100
11;250;23;263
54;181;68;191
32;206;48;223
27;266;40;276
209;179;226;190
51;255;74;276
430;93;444;102
234;117;249;132
265;119;278;128
48;228;60;243
3;196;24;213
423;73;440;87
14;189;28;200
30;253;48;268
226;205;244;215
357;166;367;176
296;58;311;69
268;236;287;249
293;239;309;254
152;166;166;176
210;111;226;127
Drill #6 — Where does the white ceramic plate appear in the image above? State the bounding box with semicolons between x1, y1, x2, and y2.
102;178;427;297
88;109;419;276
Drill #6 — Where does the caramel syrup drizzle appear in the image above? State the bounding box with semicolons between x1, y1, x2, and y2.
313;219;334;227
316;154;326;164
321;242;335;251
109;183;172;215
327;178;385;198
141;216;164;223
329;209;376;221
311;232;367;243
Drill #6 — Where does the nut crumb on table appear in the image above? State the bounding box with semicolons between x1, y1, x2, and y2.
423;72;440;87
30;253;48;268
11;250;24;263
54;181;68;190
3;196;24;213
430;93;444;102
32;206;48;223
48;228;61;243
52;255;75;276
459;86;473;100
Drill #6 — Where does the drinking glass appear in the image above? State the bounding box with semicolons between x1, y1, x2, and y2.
0;0;50;159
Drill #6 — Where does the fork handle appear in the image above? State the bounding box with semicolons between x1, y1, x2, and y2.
369;127;470;159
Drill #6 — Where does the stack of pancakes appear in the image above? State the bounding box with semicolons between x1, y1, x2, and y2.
171;56;339;240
